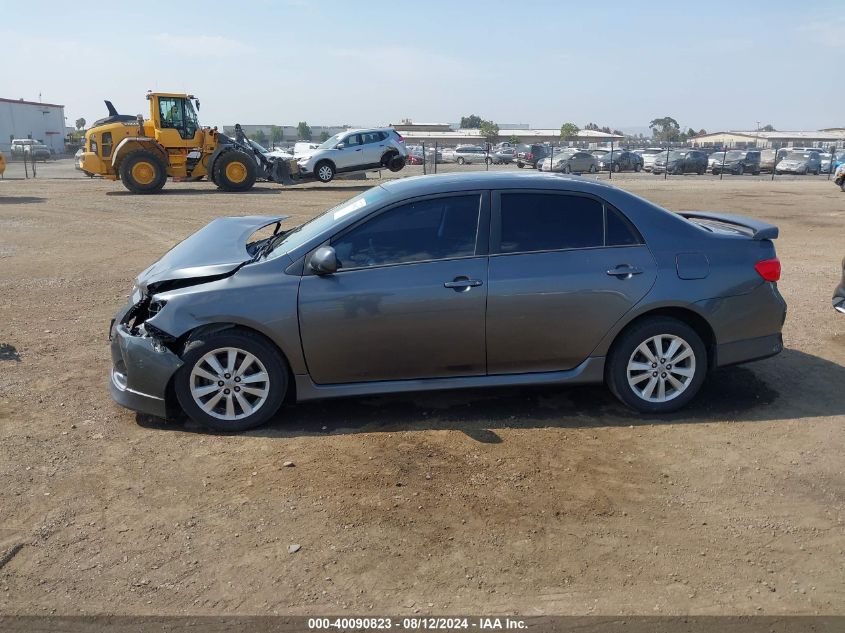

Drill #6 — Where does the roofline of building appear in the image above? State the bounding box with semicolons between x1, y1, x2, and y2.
0;97;65;109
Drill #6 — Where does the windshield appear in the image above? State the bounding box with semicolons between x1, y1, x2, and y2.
786;152;810;160
318;133;344;150
265;186;391;259
667;151;686;160
722;151;744;160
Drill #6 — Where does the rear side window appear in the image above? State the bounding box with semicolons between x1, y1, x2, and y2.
498;193;603;253
333;195;481;269
606;206;643;246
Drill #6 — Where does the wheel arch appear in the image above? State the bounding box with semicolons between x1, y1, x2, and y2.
600;305;717;371
169;321;298;404
112;138;167;169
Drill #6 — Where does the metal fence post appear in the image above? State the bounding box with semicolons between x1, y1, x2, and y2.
664;143;669;180
422;141;426;176
771;146;776;181
720;146;727;181
828;147;834;181
434;141;437;175
609;141;614;180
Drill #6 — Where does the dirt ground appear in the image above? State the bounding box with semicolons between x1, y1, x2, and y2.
0;160;843;616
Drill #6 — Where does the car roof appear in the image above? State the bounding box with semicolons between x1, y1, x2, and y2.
379;171;617;198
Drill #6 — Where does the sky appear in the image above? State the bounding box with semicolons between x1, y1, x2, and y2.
1;0;842;134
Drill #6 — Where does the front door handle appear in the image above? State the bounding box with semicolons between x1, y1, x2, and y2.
444;277;483;291
607;265;643;278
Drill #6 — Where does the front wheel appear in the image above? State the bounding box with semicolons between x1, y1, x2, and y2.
315;160;335;183
214;151;257;191
634;163;642;172
563;164;571;174
606;317;707;414
589;164;597;173
612;163;621;173
175;328;288;432
516;162;524;168
457;157;465;165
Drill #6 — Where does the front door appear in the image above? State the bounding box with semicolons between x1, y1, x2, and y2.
298;193;489;384
360;130;386;167
335;133;363;170
486;191;657;374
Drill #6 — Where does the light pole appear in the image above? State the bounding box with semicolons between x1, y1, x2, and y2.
756;121;760;148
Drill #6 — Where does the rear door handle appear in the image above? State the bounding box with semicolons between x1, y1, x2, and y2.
444;277;483;291
607;265;643;278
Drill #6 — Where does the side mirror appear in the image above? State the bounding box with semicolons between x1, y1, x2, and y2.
309;246;338;275
335;143;345;150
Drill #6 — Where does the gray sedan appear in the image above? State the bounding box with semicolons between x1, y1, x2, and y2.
110;172;786;431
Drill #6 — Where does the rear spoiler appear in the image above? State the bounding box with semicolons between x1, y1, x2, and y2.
678;211;778;240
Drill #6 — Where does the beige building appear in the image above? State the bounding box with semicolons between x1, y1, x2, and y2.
392;124;623;148
691;130;845;149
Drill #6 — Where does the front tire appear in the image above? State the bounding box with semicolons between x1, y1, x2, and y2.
606;317;707;414
314;160;335;183
118;150;167;194
589;164;597;173
214;151;257;192
516;162;524;168
457;157;465;165
175;328;288;432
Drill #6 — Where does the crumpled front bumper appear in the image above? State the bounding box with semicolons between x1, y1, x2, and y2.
109;303;183;419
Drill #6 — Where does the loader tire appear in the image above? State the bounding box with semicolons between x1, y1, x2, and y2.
119;150;167;194
214;151;256;192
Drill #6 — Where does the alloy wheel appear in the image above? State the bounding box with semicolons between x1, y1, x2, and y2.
626;334;696;403
189;347;270;420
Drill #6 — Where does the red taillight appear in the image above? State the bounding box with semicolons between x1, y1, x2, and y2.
755;258;781;282
526;152;533;160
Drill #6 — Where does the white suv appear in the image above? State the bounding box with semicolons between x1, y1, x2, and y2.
297;128;407;183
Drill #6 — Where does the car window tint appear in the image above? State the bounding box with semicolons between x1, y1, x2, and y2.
345;134;362;147
498;193;603;253
606;206;643;246
361;132;380;144
333;195;480;269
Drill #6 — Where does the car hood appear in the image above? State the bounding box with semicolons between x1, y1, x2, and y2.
136;215;288;292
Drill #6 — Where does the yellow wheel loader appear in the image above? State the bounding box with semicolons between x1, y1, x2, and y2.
79;92;297;194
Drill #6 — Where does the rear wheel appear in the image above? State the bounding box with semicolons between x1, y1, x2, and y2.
737;164;744;175
589;164;597;173
485;157;493;165
118;150;167;194
516;162;524;168
214;151;257;192
612;163;621;173
563;164;571;174
175;328;288;432
606;317;707;414
457;157;465;165
634;163;642;172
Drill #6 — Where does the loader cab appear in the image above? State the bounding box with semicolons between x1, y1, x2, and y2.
149;93;201;145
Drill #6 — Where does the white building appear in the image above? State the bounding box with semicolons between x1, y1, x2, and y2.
0;97;67;153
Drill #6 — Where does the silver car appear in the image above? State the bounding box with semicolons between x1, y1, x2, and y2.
451;145;491;165
538;150;598;173
110;172;786;432
640;148;666;172
296;128;407;182
775;151;822;175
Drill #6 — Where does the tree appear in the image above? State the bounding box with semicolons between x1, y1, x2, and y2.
75;117;86;131
459;114;482;129
270;125;284;146
762;124;776;132
649;117;680;143
479;120;499;145
319;131;330;142
560;122;579;144
507;134;520;145
612;129;624;137
686;127;697;139
297;121;312;141
698;129;707;136
584;122;600;131
250;129;268;145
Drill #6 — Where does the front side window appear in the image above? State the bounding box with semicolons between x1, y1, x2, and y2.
344;134;362;147
332;195;481;269
498;193;604;254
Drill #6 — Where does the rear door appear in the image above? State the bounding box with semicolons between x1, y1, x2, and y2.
298;192;490;384
486;190;657;373
360;131;386;167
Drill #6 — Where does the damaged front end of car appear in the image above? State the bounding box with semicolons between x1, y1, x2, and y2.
109;214;289;419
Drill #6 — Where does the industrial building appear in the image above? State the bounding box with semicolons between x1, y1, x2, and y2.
0;97;67;154
390;122;623;147
690;129;845;150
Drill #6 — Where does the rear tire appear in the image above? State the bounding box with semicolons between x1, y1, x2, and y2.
606;317;707;414
175;328;288;432
388;155;406;172
516;162;524;168
213;151;257;192
589;164;597;173
118;150;167;194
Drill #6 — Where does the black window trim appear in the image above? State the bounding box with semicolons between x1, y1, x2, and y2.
489;189;644;257
303;190;491;275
